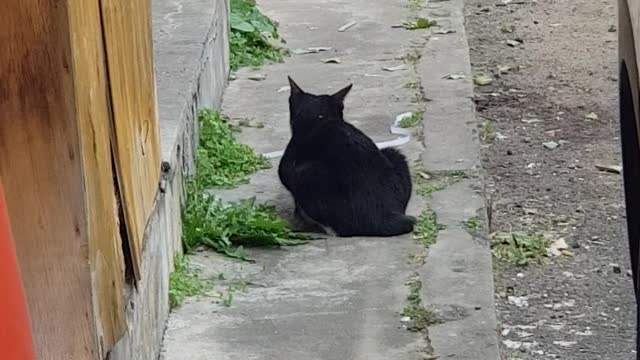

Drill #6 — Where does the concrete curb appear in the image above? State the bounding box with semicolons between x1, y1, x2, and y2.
418;0;501;358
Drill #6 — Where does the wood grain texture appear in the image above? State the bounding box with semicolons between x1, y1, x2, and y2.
67;0;127;353
0;1;98;358
100;0;161;279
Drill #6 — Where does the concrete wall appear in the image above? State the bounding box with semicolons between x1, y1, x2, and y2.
109;0;230;359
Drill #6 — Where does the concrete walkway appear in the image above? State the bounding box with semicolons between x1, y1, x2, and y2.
160;0;499;359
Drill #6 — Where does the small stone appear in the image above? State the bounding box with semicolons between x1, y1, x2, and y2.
609;25;617;32
554;340;577;347
508;296;529;308
610;263;622;274
543;141;559;149
502;339;522;350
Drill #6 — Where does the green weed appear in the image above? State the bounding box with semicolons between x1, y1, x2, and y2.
402;276;437;332
183;193;308;258
491;232;548;266
399;112;424;128
479;120;496;144
196;110;271;189
403;17;436;30
230;0;286;70
464;217;481;234
413;209;445;248
182;110;307;259
169;256;210;310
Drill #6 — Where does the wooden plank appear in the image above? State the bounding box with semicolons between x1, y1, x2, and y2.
0;1;99;358
100;0;161;279
67;0;127;353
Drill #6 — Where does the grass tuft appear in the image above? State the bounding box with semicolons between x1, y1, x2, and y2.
491;232;548;266
196;110;271;189
230;0;286;70
182;110;307;259
464;217;481;234
169;256;210;310
402;276;437;332
399;111;424;128
413;209;445;248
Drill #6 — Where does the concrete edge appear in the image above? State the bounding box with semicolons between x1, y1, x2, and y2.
418;0;501;359
108;1;230;359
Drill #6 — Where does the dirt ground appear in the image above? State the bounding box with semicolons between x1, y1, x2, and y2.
464;0;637;358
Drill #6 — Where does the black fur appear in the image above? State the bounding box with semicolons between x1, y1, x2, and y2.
278;77;414;237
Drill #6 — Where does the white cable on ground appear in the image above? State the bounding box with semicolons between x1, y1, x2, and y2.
262;112;414;159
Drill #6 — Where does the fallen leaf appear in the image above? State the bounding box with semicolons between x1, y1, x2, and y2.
501;24;516;33
595;164;622;174
248;74;267;81
291;48;314;55
497;65;512;74
585;112;599;120
506;39;522;47
291;47;332;55
382;64;409;72
547;238;568;257
443;73;466;80
338;20;357;32
474;74;494;86
309;46;332;52
322;57;342;64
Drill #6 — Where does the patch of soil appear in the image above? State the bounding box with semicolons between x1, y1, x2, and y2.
464;0;636;358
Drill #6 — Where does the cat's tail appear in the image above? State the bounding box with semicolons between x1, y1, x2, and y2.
378;214;416;237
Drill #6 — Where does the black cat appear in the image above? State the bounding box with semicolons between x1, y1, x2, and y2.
278;77;415;237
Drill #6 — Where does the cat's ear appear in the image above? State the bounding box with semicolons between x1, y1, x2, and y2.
288;76;305;96
331;84;352;103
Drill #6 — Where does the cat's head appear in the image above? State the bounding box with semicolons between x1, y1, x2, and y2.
287;76;352;134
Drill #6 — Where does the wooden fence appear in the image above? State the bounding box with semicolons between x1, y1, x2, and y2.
0;0;160;358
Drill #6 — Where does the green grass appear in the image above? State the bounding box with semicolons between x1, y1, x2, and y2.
402;276;437;332
182;194;308;257
230;0;286;70
464;217;481;234
196;110;271;188
491;232;549;266
479;120;496;144
399;111;424;128
413;209;445;248
403;17;436;30
182;110;307;259
169;256;210;310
